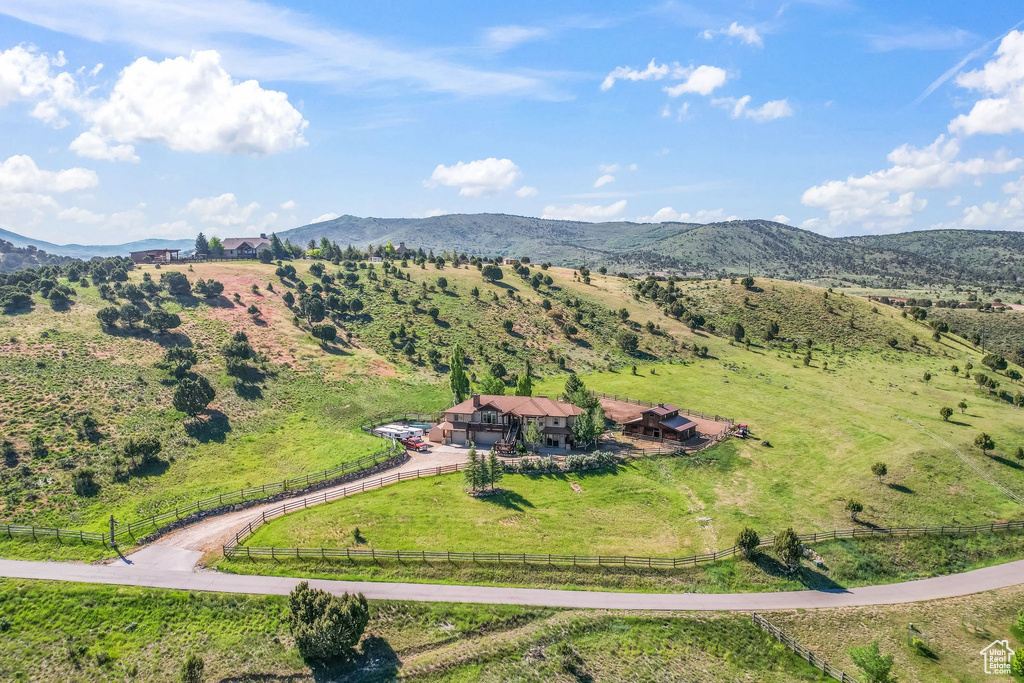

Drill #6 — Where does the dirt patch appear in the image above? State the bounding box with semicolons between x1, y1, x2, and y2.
570;482;582;493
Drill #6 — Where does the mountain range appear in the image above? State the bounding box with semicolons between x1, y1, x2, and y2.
3;216;1023;287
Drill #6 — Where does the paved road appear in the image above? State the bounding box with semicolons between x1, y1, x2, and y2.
130;449;466;564
3;557;1023;610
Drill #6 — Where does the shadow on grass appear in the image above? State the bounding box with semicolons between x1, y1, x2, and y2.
234;381;264;400
128;458;170;479
753;554;846;591
184;410;232;443
481;489;534;512
992;455;1024;471
303;635;399;683
887;483;914;494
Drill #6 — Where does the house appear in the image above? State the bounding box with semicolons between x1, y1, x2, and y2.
622;403;697;442
501;257;517;265
394;241;410;257
221;235;272;259
370;256;383;263
430;394;582;451
130;248;180;264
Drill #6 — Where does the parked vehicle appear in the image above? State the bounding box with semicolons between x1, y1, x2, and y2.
736;424;749;438
400;437;429;452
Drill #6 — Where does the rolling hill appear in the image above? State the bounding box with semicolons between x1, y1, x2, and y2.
280;215;1024;287
0;227;193;261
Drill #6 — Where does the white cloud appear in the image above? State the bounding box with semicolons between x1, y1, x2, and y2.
186;193;260;226
593;174;615;188
311;212;340;224
427;157;521;196
483;25;548;52
713;95;793;121
628;163;638;171
57;206;105;224
82;50;307;157
866;28;972;53
701;22;764;48
0;154;98;193
2;0;551;99
601;59;673;91
940;174;1024;229
0;45;82;126
598;163;620;173
69;131;140;162
515;185;538;197
946;195;962;206
542;200;627;221
662;65;728;97
280;199;296;210
948;30;1024;136
634;207;735;223
801;135;1021;231
772;214;790;224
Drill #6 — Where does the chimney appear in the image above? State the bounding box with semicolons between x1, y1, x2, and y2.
472;395;481;407
658;403;664;408
398;242;406;250
260;233;267;239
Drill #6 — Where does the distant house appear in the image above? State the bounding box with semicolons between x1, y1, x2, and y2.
622;403;696;441
130;248;180;264
394;241;410;257
430;394;582;451
502;257;517;265
370;256;383;263
221;235;272;259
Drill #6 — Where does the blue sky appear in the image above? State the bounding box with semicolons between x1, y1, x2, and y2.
1;0;1024;244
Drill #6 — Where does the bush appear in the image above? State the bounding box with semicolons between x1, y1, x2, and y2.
288;582;369;661
144;308;181;334
736;527;760;559
160;271;192;296
122;435;162;465
615;330;639;353
172;375;215;417
311;323;337;344
96;306;119;327
71;468;99;496
180;653;204;683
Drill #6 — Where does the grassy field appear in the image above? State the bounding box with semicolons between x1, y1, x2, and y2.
0;261;447;538
2;576;1021;681
0;578;823;682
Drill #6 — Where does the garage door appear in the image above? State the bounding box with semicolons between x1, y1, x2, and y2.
471;431;500;447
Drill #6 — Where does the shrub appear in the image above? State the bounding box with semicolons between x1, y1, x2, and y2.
172;375;215;418
144;308;181;334
311;323;337;345
180;653;204;683
160;271;192;296
849;641;895;683
96;306;119;327
736;527;760;559
122;435;162;465
288;582;369;661
615;330;639;353
71;468;99;496
773;527;801;571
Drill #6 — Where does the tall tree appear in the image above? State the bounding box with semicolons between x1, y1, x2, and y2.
463;444;481;492
207;237;224;257
287;582;369;661
449;343;470;403
487;449;503;490
194;233;209;255
515;359;533;396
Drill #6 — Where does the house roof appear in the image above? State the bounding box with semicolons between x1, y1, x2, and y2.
222;237;271;250
447;395;582;419
660;414;696;431
644;403;680;416
130;249;178;256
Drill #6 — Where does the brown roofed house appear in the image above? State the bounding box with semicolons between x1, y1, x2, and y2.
130;248;180;264
431;394;583;452
221;234;272;259
622;403;696;442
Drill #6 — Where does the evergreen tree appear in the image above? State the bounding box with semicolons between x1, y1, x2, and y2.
449;343;470;403
487;448;503;490
194;233;209;255
463;444;481;491
515;359;533;396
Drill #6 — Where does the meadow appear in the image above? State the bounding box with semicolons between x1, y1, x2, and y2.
2;576;1020;681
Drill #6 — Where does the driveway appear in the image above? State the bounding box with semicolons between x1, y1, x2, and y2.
124;448;466;568
2;557;1023;611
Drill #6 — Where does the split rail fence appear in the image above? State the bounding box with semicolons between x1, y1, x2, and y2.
225;503;1024;567
752;613;859;682
590;391;735;426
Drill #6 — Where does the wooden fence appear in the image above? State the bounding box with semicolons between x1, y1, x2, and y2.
110;441;404;542
752;613;859;682
1;524;107;545
224;507;1024;567
590;391;735;425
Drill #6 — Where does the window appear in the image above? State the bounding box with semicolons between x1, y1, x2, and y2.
552;417;560;426
481;411;498;424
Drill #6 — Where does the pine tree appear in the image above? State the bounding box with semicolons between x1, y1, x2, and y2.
487;449;503;490
515;359;533;396
449;343;470;403
464;444;480;492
